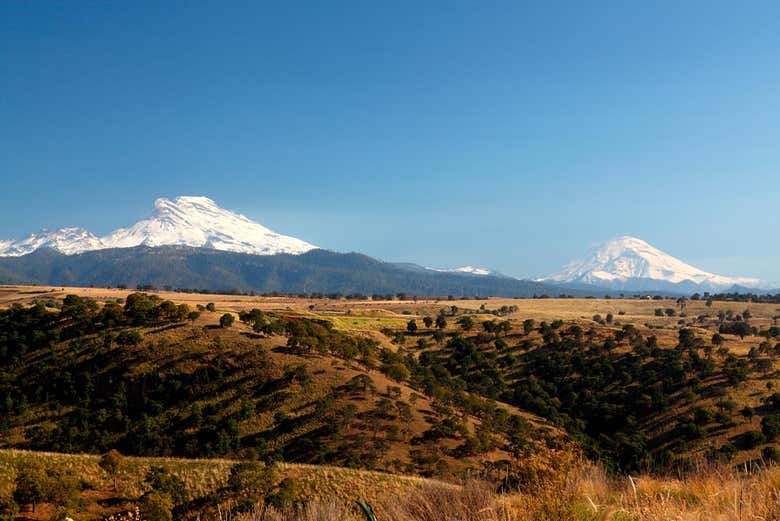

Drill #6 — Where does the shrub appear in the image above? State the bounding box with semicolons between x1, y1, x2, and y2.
764;446;780;463
12;464;49;512
145;466;187;506
762;414;780;440
742;430;766;449
227;461;278;499
116;330;143;346
140;492;173;521
220;313;235;328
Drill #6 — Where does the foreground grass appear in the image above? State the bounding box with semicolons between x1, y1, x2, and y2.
234;463;780;521
0;449;453;509
5;450;780;520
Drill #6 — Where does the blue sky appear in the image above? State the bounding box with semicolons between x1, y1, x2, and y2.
2;1;779;280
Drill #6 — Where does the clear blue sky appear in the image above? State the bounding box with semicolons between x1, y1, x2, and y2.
2;1;779;280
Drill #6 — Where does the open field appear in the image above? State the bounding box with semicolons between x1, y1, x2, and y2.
2;284;778;332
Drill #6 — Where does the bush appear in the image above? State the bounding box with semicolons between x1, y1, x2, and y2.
266;477;300;509
12;464;47;512
116;330;143;346
145;466;187;506
227;461;278;499
220;313;235;328
762;414;780;440
140;492;173;521
0;491;18;521
763;446;780;463
741;430;766;449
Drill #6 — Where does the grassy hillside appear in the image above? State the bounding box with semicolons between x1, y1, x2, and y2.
375;296;780;471
0;289;566;481
2;286;780;519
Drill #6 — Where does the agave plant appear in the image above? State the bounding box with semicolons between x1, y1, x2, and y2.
355;501;378;521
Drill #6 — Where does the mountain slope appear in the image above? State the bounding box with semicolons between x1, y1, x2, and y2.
543;236;764;292
0;196;316;257
0;246;586;297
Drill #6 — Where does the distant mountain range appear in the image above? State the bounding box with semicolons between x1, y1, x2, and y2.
0;246;587;297
0;198;775;296
0;196;582;296
541;236;774;293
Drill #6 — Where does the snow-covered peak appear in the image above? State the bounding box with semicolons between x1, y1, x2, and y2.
0;227;104;256
100;196;317;255
0;196;317;257
427;265;497;276
542;236;764;290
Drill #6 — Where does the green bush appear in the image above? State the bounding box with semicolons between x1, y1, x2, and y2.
762;415;780;440
220;313;235;328
140;492;173;521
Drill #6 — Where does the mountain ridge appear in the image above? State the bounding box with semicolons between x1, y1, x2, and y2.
0;245;593;297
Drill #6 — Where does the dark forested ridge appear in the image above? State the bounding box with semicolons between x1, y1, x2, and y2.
0;246;589;297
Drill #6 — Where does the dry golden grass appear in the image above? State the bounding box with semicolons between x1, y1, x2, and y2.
231;462;780;521
6;447;780;520
0;449;455;515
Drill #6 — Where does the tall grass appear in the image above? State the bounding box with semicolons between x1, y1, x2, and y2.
234;463;780;521
5;449;780;519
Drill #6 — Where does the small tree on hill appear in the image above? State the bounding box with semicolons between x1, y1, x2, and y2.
140;492;173;521
456;316;474;331
116;330;143;347
435;316;447;330
206;303;216;312
406;319;417;334
220;313;235;328
228;462;278;507
99;449;124;492
13;465;47;512
523;319;535;334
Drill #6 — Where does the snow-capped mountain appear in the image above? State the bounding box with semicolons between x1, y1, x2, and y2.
100;196;316;255
542;236;765;292
0;196;317;257
0;227;104;256
427;265;499;276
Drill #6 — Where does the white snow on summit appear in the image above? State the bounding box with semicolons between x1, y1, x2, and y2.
0;196;317;257
100;196;316;255
542;236;763;290
0;227;104;256
427;265;496;276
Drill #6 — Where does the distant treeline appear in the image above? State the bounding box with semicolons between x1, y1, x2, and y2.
703;292;780;304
